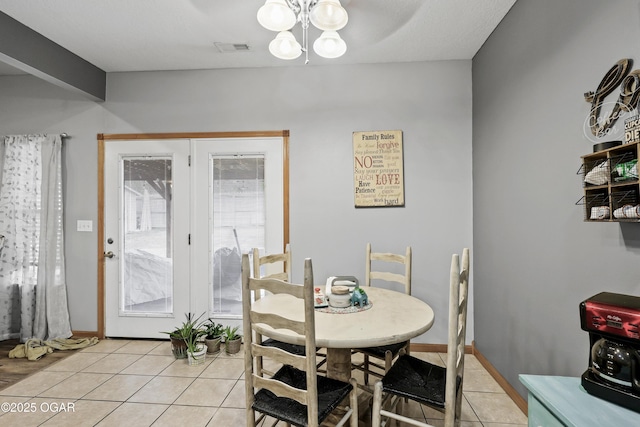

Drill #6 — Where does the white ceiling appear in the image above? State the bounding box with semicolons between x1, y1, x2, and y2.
0;0;516;75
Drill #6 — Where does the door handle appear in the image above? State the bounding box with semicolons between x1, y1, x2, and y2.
104;251;115;259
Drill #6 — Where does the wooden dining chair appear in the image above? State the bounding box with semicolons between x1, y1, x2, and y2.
252;244;291;282
352;243;412;386
252;245;297;377
371;248;470;427
242;254;359;427
251;245;326;377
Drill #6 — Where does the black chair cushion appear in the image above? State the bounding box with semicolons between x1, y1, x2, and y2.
253;365;353;427
357;340;408;359
381;354;460;410
262;338;307;356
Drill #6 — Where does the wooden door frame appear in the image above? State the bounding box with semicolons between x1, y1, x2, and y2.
96;131;290;339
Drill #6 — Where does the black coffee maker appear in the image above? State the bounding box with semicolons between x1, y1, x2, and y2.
580;292;640;413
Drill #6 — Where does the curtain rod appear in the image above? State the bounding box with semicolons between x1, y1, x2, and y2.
60;133;68;138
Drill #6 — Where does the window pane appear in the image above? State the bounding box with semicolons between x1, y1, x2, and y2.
121;157;173;314
211;156;265;316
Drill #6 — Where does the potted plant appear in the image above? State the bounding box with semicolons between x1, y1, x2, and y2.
184;324;208;366
223;325;242;355
203;318;224;354
162;312;205;359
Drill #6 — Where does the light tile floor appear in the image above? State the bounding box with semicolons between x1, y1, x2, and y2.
0;339;527;426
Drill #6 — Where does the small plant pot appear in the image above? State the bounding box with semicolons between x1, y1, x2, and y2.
225;337;242;355
170;337;188;359
187;345;207;366
205;336;222;354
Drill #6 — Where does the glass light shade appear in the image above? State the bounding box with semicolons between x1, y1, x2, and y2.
313;31;346;58
309;0;348;31
257;0;297;32
269;31;302;60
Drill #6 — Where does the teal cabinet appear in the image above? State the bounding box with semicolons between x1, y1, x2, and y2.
519;375;640;427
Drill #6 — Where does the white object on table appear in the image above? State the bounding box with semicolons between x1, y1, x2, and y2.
325;276;359;295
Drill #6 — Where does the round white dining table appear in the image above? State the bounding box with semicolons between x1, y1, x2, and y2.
251;286;435;382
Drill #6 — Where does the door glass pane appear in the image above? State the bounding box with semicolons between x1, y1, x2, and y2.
211;155;265;317
121;157;173;315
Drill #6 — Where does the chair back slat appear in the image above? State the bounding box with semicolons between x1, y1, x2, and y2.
249;277;304;298
369;271;406;284
370;252;405;263
262;271;288;281
250;311;305;335
259;252;290;265
251;343;307;371
252;375;309;405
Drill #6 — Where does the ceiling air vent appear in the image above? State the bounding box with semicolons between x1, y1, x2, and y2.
214;42;251;53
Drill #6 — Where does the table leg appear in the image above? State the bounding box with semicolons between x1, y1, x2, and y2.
325;348;352;382
325;347;372;425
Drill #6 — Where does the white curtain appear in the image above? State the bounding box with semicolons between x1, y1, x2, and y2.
0;134;72;341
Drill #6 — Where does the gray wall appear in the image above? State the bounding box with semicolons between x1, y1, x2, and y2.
473;0;640;397
0;60;473;345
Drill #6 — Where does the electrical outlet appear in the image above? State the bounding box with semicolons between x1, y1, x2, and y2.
77;220;93;232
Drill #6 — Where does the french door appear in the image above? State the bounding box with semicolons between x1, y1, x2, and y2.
101;133;287;338
191;138;285;330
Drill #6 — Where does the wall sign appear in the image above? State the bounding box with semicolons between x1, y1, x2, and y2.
625;114;640;143
353;130;404;207
584;58;640;142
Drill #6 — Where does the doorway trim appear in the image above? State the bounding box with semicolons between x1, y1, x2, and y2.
96;130;290;339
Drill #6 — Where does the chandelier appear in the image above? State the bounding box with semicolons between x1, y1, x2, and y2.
257;0;348;63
